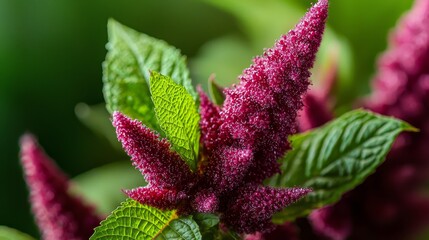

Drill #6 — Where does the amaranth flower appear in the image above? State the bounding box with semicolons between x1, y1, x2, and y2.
113;0;328;234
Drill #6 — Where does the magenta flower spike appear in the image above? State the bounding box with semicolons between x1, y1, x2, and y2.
112;111;197;211
203;0;329;189
112;111;196;191
198;86;222;153
113;0;328;234
124;187;187;210
223;186;311;233
309;0;429;239
20;134;102;240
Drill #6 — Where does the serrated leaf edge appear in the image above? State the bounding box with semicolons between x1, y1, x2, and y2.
149;71;200;170
270;109;417;221
90;199;178;240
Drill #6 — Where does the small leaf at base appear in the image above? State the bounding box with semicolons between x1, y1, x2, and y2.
208;75;225;106
90;199;175;240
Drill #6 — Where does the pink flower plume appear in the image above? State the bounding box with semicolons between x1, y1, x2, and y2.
20;134;102;240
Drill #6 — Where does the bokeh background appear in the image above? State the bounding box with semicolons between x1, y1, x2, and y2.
0;0;414;238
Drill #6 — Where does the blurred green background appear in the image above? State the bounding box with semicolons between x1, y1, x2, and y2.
0;0;413;238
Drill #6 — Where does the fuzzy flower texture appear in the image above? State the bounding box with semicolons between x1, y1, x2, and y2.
112;0;328;234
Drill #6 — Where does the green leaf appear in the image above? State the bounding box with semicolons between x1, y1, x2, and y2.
268;109;417;222
0;226;35;240
103;19;196;133
194;0;302;89
193;213;219;232
191;35;252;90
149;71;200;170
201;0;302;49
91;199;202;240
90;199;174;239
155;216;202;240
193;213;220;240
72;161;146;214
75;103;121;150
208;76;225;106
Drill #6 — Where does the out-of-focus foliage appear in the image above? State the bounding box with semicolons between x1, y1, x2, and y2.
192;0;413;109
192;0;354;114
314;0;414;104
0;226;35;240
75;103;121;150
72;161;146;214
192;0;303;89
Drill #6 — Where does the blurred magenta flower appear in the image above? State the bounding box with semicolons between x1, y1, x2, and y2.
20;135;102;240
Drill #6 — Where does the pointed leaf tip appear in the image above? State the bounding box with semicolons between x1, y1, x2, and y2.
149;72;200;170
103;20;196;134
208;76;226;106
